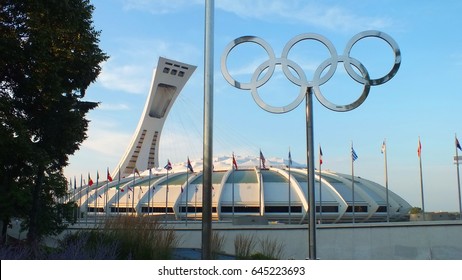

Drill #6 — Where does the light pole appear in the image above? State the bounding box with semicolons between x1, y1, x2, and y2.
221;30;401;260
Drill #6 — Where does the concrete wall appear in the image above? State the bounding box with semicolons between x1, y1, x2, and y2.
7;220;462;259
170;221;462;260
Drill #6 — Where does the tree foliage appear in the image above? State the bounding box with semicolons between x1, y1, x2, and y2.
0;0;108;249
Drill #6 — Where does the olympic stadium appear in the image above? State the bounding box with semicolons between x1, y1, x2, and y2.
70;56;411;224
73;156;411;223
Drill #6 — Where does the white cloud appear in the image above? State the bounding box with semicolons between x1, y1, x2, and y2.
217;0;392;32
98;60;150;94
121;0;202;14
119;0;392;32
98;103;130;111
82;121;132;157
97;38;201;94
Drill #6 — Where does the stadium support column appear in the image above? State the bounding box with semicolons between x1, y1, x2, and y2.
202;0;214;260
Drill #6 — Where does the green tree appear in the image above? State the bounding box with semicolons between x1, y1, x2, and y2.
0;0;107;251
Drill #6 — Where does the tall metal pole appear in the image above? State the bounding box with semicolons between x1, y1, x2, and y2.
418;137;425;218
306;87;316;260
202;0;214;260
455;134;462;219
383;139;390;222
288;150;291;224
318;145;322;224
351;143;356;224
232;154;235;222
165;170;169;223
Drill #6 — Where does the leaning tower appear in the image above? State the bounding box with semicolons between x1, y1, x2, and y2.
113;57;196;178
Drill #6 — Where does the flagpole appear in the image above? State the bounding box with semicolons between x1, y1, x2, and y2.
79;174;82;221
95;171;99;224
195;185;198;219
418;137;425;219
186;162;189;226
288;149;292;224
259;150;262;216
86;174;89;225
382;140;390;222
148;168;152;215
104;178;109;221
232;153;235;223
132;169;136;216
72;176;76;220
455;134;462;219
318;145;322;224
105;171;108;220
117;169;120;215
351;142;355;224
166;167;169;223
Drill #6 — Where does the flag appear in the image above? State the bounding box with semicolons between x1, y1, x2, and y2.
232;153;238;170
88;173;94;187
107;168;113;182
187;158;194;173
351;146;358;161
456;137;462;151
319;146;323;165
134;167;140;177
260;150;266;169
74;176;77;190
288;150;293;166
128;187;133;192
417;138;422;157
381;140;386;154
164;160;172;171
96;171;99;181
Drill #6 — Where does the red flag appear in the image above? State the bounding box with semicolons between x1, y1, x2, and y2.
107;168;113;182
232;154;238;170
88;173;94;187
417;138;422;158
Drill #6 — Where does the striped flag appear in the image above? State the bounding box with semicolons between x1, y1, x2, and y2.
351;146;358;161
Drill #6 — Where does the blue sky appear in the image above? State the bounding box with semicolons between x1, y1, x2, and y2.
65;0;462;212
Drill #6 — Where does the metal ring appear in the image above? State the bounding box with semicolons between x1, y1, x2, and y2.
250;58;308;113
343;30;401;86
281;33;338;87
221;36;276;90
313;56;371;112
220;30;400;113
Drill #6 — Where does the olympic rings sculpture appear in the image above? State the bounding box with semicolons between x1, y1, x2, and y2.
221;30;401;113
